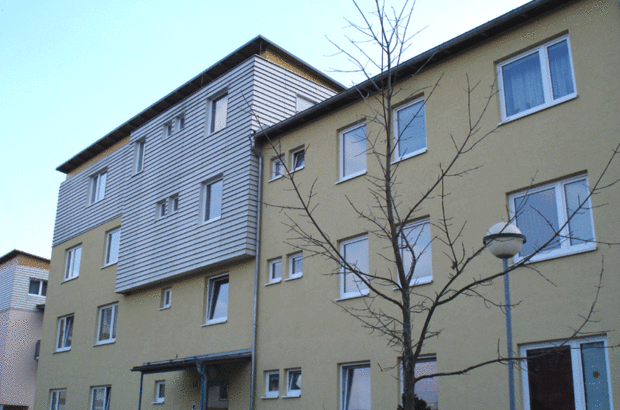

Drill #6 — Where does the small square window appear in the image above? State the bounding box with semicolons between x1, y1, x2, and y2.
394;99;426;160
272;156;285;179
340;124;367;180
286;369;301;397
177;115;185;131
341;363;370;410
204;179;223;222
210;93;228;134
206;275;229;324
164;122;173;138
170;195;179;213
161;288;172;309
291;148;305;172
96;303;118;344
90;170;107;204
265;371;279;398
64;245;82;281
340;235;369;299
156;199;167;219
154;381;165;403
50;389;67;410
28;278;47;296
90;386;111;410
105;228;121;266
289;252;303;279
56;315;73;352
268;258;282;284
134;139;146;174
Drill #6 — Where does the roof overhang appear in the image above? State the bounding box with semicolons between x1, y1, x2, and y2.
130;349;252;374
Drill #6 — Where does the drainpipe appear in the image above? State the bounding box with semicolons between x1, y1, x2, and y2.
249;134;263;410
138;373;144;410
196;361;208;410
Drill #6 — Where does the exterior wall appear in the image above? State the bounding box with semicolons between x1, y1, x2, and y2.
255;1;620;409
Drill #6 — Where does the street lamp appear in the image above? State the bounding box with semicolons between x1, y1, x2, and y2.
483;222;526;410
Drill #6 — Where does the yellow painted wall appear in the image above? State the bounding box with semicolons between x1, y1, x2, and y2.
65;136;130;179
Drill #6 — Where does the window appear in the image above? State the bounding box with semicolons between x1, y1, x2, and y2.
134;139;145;174
170;194;179;213
498;35;576;122
104;228;121;266
56;315;73;352
341;363;370;410
340;124;367;180
289;252;303;279
291;148;305;172
154;381;165;403
206;275;229;324
272;156;285;179
340;235;369;299
509;175;595;262
395;99;426;160
29;278;47;296
210;93;228;133
90;170;107;204
400;219;432;286
96;303;118;344
204;179;223;222
156;195;179;219
90;386;111;410
161;288;172;309
64;245;82;280
285;369;301;397
50;389;66;410
34;339;41;360
414;357;438;410
164;122;173;137
219;384;229;401
265;371;279;398
268;258;282;284
296;95;315;112
156;199;167;219
177;115;185;131
521;337;612;410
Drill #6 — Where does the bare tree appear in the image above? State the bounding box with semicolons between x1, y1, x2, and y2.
255;1;620;409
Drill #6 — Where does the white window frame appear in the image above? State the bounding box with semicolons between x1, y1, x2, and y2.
339;235;369;300
264;371;279;398
104;228;121;266
205;274;229;325
56;315;73;352
156;199;167;219
89;170;107;204
271;156;285;180
400;356;439;410
96;303;118;345
208;92;228;134
170;194;179;214
296;95;315;112
291;148;305;172
64;245;82;281
90;385;111;410
520;336;613;410
399;219;432;286
394;97;427;161
176;114;185;131
203;178;223;223
285;368;301;397
133;139;145;174
29;278;47;296
509;174;596;263
50;389;67;410
341;362;371;410
161;288;172;310
339;123;367;181
154;380;165;403
288;252;303;280
164;122;173;138
498;35;577;123
267;258;282;284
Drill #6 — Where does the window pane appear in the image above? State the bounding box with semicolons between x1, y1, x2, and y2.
29;279;40;294
69;246;81;278
268;373;279;392
291;254;303;276
99;308;112;340
293;150;305;169
401;221;432;285
41;280;47;296
344;365;370;410
209;278;229;320
342;125;367;177
92;387;106;410
107;230;120;264
343;237;369;295
97;172;107;202
581;342;610;410
564;179;594;246
397;101;426;158
271;260;282;280
64;317;73;347
547;40;575;100
415;359;438;410
515;188;561;257
206;180;223;220
288;371;301;391
526;346;575;410
211;94;228;133
502;52;545;117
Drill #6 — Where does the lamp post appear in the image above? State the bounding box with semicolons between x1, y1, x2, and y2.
483;222;526;410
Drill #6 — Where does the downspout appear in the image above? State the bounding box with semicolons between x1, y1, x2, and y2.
138;372;144;410
249;133;263;410
196;361;208;410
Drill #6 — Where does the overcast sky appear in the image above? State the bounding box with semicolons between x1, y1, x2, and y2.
0;0;530;259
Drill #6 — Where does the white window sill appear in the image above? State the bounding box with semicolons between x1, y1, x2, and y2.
393;276;433;290
203;216;222;225
336;290;369;302
515;244;596;265
336;171;367;185
94;340;115;347
152;401;164;405
61;276;79;284
284;275;302;282
260;396;279;400
88;199;105;207
132;170;144;177
54;348;71;353
392;147;427;164
207;126;227;138
498;94;578;125
203;318;227;327
28;293;46;297
291;166;305;173
101;262;118;269
159;306;171;311
265;279;282;286
282;394;301;399
268;175;284;183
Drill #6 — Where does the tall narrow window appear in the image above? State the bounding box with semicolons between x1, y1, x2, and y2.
265;371;279;398
56;315;73;352
400;219;432;286
90;386;111;410
177;115;185;131
272;156;285;179
286;369;301;397
268;258;282;283
340;235;369;299
414;357;438;410
105;228;121;266
291;148;305;171
204;179;223;222
289;252;303;279
340;124;367;180
161;288;172;309
164;122;173;137
90;170;107;204
210;94;228;133
395;99;426;160
341;363;370;410
96;303;118;344
64;245;82;280
155;381;165;403
156;199;167;219
134;139;145;174
206;275;229;324
50;389;67;410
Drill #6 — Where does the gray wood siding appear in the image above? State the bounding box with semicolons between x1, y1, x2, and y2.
0;265;16;312
0;264;49;312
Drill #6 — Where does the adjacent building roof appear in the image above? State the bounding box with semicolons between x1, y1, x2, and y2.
56;36;345;174
130;349;252;374
255;0;572;142
0;249;50;266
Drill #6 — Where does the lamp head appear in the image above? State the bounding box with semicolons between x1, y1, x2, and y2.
483;222;526;259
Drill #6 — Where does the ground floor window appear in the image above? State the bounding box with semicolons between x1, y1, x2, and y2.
90;386;111;410
341;362;370;410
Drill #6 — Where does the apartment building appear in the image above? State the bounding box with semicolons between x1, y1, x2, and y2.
0;250;49;410
34;37;342;410
254;0;619;410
